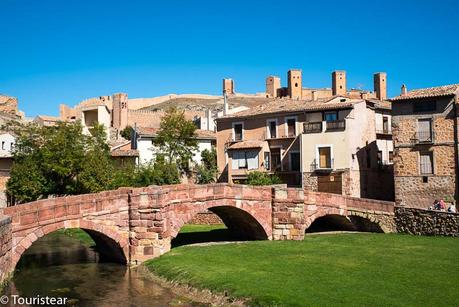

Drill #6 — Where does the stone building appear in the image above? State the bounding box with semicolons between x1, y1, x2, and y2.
391;84;459;208
264;69;387;102
216;71;394;201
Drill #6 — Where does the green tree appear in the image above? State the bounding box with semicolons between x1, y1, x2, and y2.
120;125;133;141
154;107;198;172
5;121;114;203
196;148;218;184
246;171;282;186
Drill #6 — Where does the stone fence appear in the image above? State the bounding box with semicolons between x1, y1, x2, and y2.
0;215;12;288
395;206;459;236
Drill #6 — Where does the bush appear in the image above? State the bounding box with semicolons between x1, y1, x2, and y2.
247;171;282;186
196;148;217;184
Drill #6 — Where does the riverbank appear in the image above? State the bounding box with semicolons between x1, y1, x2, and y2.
146;231;459;306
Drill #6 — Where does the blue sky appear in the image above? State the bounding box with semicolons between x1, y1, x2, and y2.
1;0;458;117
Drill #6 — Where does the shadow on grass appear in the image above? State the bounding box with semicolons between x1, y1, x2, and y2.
172;229;243;248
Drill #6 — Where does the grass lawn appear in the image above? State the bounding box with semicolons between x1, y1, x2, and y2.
55;228;95;247
146;228;459;306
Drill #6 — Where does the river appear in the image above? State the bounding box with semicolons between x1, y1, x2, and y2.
2;231;206;306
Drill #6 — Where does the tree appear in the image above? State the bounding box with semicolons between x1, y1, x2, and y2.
196;148;218;184
5;121;114;203
120;125;133;141
246;171;282;186
154;107;198;172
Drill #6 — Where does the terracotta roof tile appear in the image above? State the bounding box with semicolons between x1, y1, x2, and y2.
219;96;358;119
228;140;266;150
391;84;459;101
136;127;215;139
110;149;139;157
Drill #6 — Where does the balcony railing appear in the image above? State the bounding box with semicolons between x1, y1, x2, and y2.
310;158;334;172
411;130;435;144
304;122;323;133
376;128;392;135
326;120;346;131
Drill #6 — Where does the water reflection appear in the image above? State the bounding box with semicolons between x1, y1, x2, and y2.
3;231;205;306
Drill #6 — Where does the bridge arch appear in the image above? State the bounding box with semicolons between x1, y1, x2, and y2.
12;219;129;270
305;212;385;233
169;199;272;241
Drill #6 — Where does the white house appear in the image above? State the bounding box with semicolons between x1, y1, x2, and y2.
134;127;215;166
0;132;15;208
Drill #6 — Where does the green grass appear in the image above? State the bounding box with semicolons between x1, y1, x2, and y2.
55;228;95;247
146;232;459;306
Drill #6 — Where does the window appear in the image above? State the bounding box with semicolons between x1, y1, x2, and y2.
264;152;270;170
389;151;394;163
377;151;383;165
420;152;433;174
413;101;436;113
271;147;282;171
1;142;4;150
233;123;243;141
290;152;300;171
231;150;259;170
417;118;433;142
267;120;277;138
318;147;332;169
383;116;389;133
324;111;338;122
285;117;297;137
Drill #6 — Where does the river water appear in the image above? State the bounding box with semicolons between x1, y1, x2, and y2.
2;232;206;306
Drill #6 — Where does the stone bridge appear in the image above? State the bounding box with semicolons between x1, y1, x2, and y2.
0;184;395;284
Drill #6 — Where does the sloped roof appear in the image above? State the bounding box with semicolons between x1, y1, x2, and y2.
391;84;459;101
228;140;265;150
219;96;358;119
136;127;215;140
366;99;392;110
110;149;139;157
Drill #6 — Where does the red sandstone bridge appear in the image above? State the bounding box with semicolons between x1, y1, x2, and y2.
0;184;394;283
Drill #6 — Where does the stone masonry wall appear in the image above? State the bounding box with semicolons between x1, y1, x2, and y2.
395;206;459;236
189;211;223;224
0;215;12;288
272;187;305;240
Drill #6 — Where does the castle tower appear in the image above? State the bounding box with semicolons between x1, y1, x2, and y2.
266;76;281;98
332;70;347;96
288;69;302;99
374;72;387;100
112;93;128;131
223;78;234;95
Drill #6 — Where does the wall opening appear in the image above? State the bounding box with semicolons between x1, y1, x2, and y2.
172;206;268;248
15;228;126;271
306;214;356;233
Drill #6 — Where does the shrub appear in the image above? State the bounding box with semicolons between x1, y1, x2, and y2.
247;171;282;186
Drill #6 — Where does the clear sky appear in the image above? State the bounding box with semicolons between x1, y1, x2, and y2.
1;0;458;117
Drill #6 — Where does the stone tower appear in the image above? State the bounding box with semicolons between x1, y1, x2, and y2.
223;78;234;95
288;69;302;99
266;76;281;98
374;72;387;100
112;93;128;131
332;70;347;96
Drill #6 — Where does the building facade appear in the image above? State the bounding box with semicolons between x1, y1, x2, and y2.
216;95;394;200
391;84;459;208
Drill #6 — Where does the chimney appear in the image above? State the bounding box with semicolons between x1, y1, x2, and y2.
374;72;387;100
223;90;229;116
401;84;408;96
223;78;234;95
311;90;318;101
332;70;346;96
206;109;212;130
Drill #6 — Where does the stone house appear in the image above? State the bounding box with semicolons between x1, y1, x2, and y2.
216;72;394;201
391;84;459;208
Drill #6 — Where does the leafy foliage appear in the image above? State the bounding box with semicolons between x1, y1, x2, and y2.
154;107;198;172
196;148;218;184
120;125;134;141
5;121;114;203
246;171;282;186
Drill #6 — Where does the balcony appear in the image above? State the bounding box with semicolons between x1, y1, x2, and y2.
310;158;334;172
303;122;323;133
411;131;435;144
376;128;392;135
326;120;346;131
